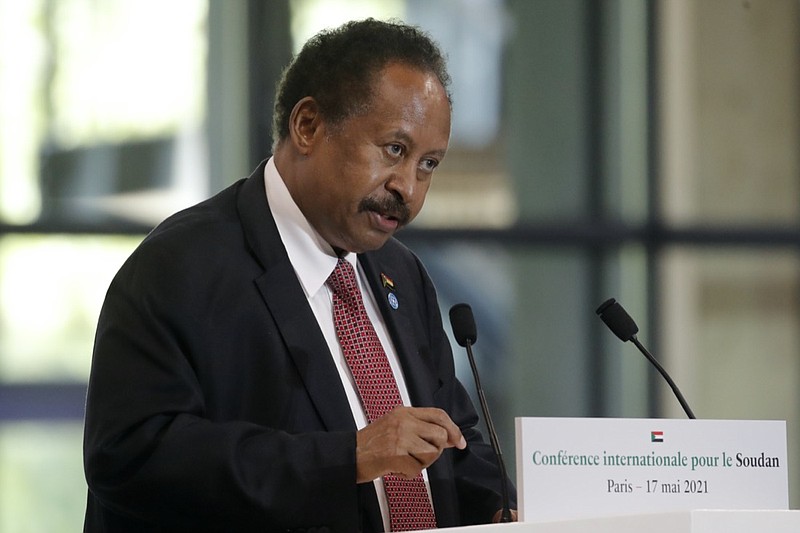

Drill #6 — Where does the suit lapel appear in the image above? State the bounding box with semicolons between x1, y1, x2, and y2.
256;263;357;433
237;165;355;433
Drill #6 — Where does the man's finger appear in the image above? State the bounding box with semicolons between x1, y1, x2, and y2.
402;407;466;449
356;406;467;482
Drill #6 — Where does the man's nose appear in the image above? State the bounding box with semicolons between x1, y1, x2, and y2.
386;162;417;204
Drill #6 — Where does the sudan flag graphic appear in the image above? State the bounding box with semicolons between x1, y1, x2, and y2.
651;431;664;443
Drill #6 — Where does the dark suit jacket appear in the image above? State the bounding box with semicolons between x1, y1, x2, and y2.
83;161;514;532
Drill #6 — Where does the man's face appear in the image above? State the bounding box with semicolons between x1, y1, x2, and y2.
294;63;451;254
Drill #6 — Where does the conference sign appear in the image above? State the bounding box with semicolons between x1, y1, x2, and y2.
515;417;788;522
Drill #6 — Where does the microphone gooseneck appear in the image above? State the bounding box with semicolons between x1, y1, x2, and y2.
596;298;696;419
448;303;513;523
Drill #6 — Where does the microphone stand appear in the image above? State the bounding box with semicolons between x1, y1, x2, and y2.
630;336;696;419
463;338;513;522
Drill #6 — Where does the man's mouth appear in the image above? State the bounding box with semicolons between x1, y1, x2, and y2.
368;210;401;232
359;196;411;229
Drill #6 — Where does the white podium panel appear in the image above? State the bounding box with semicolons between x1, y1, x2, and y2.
414;510;800;533
515;417;788;522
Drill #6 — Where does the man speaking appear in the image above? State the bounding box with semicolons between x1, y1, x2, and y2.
83;18;516;532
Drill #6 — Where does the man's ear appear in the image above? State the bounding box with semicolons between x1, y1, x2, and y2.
287;96;323;155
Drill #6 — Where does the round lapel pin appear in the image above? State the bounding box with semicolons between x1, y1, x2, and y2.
388;292;399;310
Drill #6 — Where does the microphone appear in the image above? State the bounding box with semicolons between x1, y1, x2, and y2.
596;298;696;419
449;303;513;523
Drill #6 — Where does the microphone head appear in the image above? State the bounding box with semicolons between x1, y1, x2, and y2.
449;303;477;347
596;298;639;342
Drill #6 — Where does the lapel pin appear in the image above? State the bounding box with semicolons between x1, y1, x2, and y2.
388;292;399;310
380;272;395;291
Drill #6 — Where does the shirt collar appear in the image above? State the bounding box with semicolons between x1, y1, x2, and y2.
264;157;357;298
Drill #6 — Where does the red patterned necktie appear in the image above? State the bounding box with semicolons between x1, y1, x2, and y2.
327;258;438;531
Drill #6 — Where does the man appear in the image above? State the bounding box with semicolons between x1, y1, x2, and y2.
83;18;515;532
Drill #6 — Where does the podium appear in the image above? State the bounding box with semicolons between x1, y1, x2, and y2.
415;510;800;532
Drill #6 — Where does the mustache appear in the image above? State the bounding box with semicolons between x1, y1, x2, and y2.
358;194;412;227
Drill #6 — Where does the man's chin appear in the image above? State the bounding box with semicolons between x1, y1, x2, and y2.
336;231;396;254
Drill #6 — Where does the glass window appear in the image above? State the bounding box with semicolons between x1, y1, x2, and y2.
0;1;208;530
289;0;404;51
0;0;208;225
658;0;800;226
657;0;800;506
0;423;85;532
0;235;141;382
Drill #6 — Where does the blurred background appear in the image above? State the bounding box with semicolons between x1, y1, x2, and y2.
0;0;798;530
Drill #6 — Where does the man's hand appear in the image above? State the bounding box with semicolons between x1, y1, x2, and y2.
356;406;466;483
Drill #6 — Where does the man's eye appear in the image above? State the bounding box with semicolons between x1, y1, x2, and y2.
420;158;439;172
386;143;403;157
